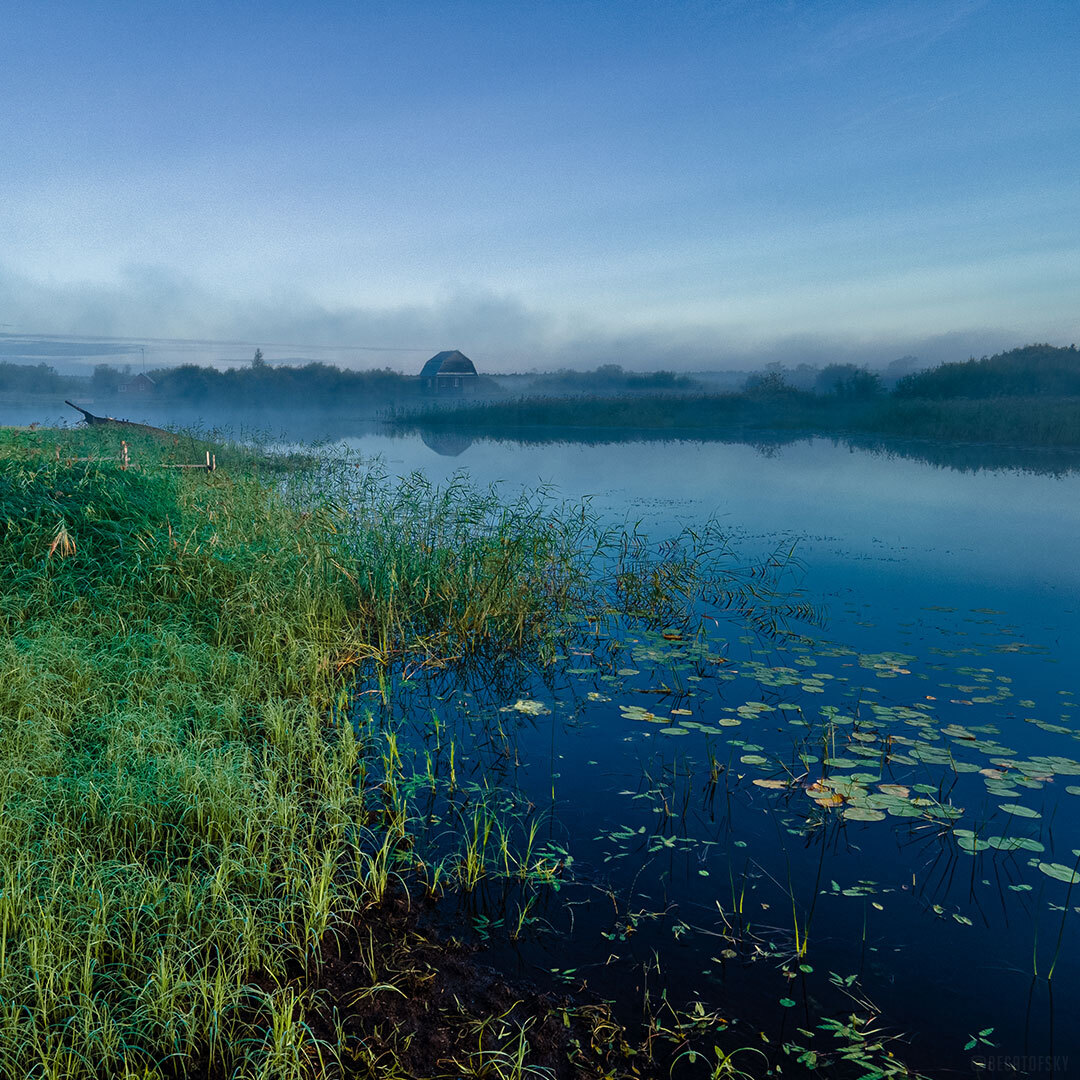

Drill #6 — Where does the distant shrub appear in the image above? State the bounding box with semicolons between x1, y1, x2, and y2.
743;370;801;399
0;361;70;394
893;343;1080;398
815;364;884;400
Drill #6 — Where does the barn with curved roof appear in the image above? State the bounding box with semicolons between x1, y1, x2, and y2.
419;350;479;393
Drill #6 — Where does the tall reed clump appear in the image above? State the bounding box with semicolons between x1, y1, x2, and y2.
0;426;607;1079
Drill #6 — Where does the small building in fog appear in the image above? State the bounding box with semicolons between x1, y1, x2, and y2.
419;350;478;393
119;373;156;394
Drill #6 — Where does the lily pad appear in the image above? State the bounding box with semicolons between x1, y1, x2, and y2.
1038;863;1080;885
508;699;550;716
986;836;1044;853
878;784;910;798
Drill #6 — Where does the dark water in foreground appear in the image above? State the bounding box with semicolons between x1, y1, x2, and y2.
351;431;1080;1080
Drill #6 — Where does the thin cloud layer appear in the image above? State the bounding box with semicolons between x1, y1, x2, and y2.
0;263;1039;374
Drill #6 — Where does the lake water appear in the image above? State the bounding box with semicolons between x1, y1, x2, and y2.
11;403;1080;1077
349;428;1080;1080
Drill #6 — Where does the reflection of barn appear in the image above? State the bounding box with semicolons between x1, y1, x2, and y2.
419;350;478;393
421;429;474;457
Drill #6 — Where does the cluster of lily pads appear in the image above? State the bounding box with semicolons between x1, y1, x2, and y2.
381;604;1079;1078
602;627;1080;882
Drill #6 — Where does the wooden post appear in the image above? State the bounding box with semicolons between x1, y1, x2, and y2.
121;441;129;470
211;453;216;472
205;450;211;472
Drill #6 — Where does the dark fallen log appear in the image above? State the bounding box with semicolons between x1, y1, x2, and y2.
64;401;173;439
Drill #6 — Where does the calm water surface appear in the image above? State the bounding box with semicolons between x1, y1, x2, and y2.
350;431;1080;1080
12;406;1080;1077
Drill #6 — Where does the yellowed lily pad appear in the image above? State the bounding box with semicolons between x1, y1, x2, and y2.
507;699;550;716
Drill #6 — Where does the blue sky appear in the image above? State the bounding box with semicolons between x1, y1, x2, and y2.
1;0;1077;370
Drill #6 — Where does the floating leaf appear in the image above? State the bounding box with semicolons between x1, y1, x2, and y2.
806;782;844;807
844;807;886;822
1038;863;1080;885
986;836;1044;853
999;803;1041;818
508;699;550;716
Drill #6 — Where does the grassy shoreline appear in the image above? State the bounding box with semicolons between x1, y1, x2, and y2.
1;425;666;1078
390;391;1080;449
2;425;942;1080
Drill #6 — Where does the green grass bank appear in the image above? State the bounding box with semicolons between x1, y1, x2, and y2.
0;425;651;1079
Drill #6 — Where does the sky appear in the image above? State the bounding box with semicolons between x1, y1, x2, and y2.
1;0;1078;372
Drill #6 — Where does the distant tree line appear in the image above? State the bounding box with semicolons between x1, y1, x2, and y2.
400;343;1080;450
2;343;1079;412
524;364;699;393
146;361;431;407
892;344;1080;398
740;344;1080;401
0;362;77;394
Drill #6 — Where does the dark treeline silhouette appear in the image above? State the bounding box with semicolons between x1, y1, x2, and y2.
146;361;434;407
742;365;884;401
396;343;1080;449
0;361;76;395
4;343;1079;449
0;356;492;410
812;363;885;399
893;343;1080;398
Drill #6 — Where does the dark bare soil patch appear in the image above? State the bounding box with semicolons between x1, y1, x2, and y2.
181;888;651;1079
